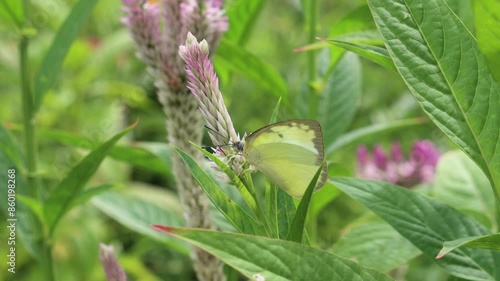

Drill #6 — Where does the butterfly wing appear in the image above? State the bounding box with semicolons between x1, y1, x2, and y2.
243;120;328;198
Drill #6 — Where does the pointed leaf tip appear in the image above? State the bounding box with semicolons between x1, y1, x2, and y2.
129;119;139;128
435;251;445;260
151;224;174;235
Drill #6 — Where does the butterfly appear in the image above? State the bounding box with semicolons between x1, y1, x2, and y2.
233;120;328;198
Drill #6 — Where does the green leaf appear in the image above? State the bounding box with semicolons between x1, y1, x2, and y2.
215;39;288;105
33;0;98;111
0;0;24;27
309;184;341;220
318;52;362;146
334;177;500;281
329;4;378;38
445;0;475;33
367;0;500;194
267;186;296;239
433;151;495;226
224;0;264;44
16;194;43;224
0;125;24;168
327;4;380;66
37;128;172;176
474;0;500;82
92;190;189;255
286;165;323;243
326;118;425;154
0;126;40;259
265;185;279;238
174;147;267;236
332;215;421;273
437;234;500;259
43;122;136;234
130;142;173;177
194;143;259;216
269;97;282;124
321;39;396;71
152;226;395;281
70;184;115;209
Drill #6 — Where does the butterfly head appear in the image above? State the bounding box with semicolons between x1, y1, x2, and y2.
232;140;245;152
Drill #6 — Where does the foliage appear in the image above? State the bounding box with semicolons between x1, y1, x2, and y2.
1;0;499;280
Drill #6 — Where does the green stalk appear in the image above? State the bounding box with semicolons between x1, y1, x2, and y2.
20;32;39;198
306;0;318;116
20;1;55;280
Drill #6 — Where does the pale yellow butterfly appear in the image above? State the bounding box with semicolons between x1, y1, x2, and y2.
234;120;328;198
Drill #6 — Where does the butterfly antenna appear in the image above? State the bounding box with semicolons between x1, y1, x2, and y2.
204;125;235;144
202;125;233;156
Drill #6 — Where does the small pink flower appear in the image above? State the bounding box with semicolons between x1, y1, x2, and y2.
357;140;440;188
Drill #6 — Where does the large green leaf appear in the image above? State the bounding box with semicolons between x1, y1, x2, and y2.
433;151;495;227
474;0;500;82
152;226;395;281
43;122;135;234
332;215;421;273
334;177;500;281
309;184;341;220
367;0;500;195
33;0;98;111
318;52;361;146
445;0;474;32
92;190;188;255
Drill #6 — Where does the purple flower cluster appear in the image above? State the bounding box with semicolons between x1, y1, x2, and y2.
356;140;440;188
121;0;227;92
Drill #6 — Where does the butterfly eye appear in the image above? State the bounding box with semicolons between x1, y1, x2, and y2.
233;141;245;152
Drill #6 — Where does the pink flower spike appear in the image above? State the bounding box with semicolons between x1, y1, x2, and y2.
373;145;387;169
356;140;440;188
99;244;127;281
356;146;369;166
410;140;440;166
122;0;146;7
390;142;403;162
179;32;238;146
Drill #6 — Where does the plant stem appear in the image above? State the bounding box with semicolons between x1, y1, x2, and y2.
20;1;55;280
306;0;318;116
491;181;500;232
20;33;39;198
